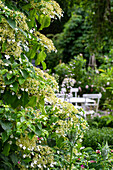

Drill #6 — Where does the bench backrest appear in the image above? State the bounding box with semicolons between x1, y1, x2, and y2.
83;93;102;112
83;93;102;99
70;88;78;97
61;88;78;97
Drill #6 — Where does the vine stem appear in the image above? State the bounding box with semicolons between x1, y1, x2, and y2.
69;146;73;170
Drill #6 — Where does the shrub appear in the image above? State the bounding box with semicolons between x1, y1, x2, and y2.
78;143;113;170
0;1;88;169
82;127;113;150
87;115;113;128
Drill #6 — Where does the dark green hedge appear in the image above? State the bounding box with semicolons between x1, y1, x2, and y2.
82;127;113;150
87;115;113;128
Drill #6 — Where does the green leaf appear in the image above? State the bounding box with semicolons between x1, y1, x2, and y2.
0;69;8;75
30;9;36;18
27;96;37;107
1;161;12;169
12;62;19;69
2;42;6;52
23;4;31;11
38;14;44;24
20;117;26;123
2;131;9;143
10;82;18;92
28;132;35;140
3;59;11;64
37;122;42;130
39;15;51;30
28;18;35;28
21;91;29;107
0;121;12;131
7;73;13;80
35;15;38;20
18;78;25;85
3;76;16;85
16;122;21;128
49;116;58;124
10;153;18;165
35;51;46;65
43;15;51;28
35;128;42;136
29;124;35;132
84;147;94;153
42;61;46;70
2;143;10;156
3;90;18;108
24;158;32;163
7;18;16;29
29;49;36;59
19;69;29;79
0;15;2;23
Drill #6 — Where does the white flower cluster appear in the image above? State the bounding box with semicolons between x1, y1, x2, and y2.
62;77;76;89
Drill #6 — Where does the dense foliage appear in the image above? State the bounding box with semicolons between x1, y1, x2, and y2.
82;127;113;150
46;0;113;69
0;0;89;169
87;115;113;128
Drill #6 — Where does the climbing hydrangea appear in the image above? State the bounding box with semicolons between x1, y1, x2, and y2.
30;0;63;19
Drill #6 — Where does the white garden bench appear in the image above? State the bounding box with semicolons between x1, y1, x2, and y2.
82;93;102;112
56;88;79;102
60;88;78;97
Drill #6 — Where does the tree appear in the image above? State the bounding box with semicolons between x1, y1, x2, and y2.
46;1;113;69
78;0;113;53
